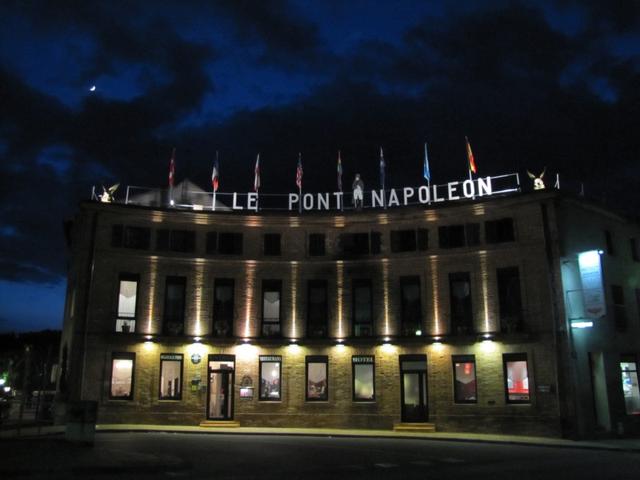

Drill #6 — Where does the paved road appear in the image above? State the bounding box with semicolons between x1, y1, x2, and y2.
3;432;640;479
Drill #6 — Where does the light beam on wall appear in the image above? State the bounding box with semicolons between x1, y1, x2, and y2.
430;255;441;335
382;258;390;336
336;260;344;338
290;261;298;338
244;260;256;337
147;256;158;334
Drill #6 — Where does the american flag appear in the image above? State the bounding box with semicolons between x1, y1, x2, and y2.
296;153;303;189
337;150;343;191
211;152;219;192
254;154;260;192
168;148;176;187
379;146;385;189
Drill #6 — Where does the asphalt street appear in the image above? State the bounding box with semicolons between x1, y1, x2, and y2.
3;432;640;479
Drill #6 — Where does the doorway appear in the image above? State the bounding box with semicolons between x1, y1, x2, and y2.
400;354;428;422
207;354;235;420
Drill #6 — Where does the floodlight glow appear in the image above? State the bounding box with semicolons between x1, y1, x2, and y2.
415;329;422;336
571;320;593;329
3;386;10;393
0;378;5;386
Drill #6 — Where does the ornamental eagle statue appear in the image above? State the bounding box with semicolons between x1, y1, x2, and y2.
527;168;546;190
100;183;120;203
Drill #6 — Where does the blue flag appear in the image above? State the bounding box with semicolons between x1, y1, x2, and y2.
423;143;431;183
379;147;385;189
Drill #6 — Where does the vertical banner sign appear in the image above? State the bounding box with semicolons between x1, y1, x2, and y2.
578;251;606;319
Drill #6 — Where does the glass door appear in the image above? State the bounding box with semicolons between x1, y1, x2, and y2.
207;355;235;420
400;355;428;422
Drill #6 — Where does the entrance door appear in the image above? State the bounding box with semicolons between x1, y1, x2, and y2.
207;355;235;420
400;355;428;422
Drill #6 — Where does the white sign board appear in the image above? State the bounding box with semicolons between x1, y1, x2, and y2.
578;250;606;319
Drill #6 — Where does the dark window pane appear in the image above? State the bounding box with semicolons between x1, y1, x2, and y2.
156;230;170;251
612;285;627;331
218;232;243;255
264;233;281;256
449;272;473;334
170;230;195;252
370;232;382;255
308;280;328;338
391;230;417;253
164;277;186;335
630;238;639;262
605;230;615;255
111;225;123;247
439;225;466;248
353;280;373;337
262;280;281;337
465;223;480;246
124;227;150;249
213;279;234;337
400;276;422;336
453;355;477;403
206;232;218;254
339;233;370;256
309;234;325;256
497;267;523;332
486;218;515;243
417;229;429;251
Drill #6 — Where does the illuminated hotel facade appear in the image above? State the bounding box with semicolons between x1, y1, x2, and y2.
58;186;640;438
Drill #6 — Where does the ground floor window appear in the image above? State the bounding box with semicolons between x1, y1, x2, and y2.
159;354;183;400
621;356;640;415
306;356;328;401
110;352;135;400
453;355;477;403
352;356;375;401
259;355;282;401
503;353;530;403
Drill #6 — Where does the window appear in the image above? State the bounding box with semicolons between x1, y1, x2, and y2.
218;232;243;255
261;280;282;337
620;357;640;415
264;233;281;256
206;232;218;254
306;356;328;401
631;238;639;262
156;229;195;253
111;225;151;250
417;228;429;250
307;280;328;338
308;233;325;256
605;230;615;255
163;277;186;336
465;223;480;246
485;218;515;243
159;354;183;400
400;276;422;336
352;356;375;401
116;274;138;333
110;353;135;400
449;272;473;334
353;279;373;337
612;285;627;331
503;353;530;403
259;356;282;401
339;232;370;255
370;232;382;254
438;224;480;248
213;279;234;337
497;267;523;332
391;230;417;252
453;355;477;403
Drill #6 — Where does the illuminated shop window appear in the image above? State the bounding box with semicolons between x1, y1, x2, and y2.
453;355;477;403
306;356;328;401
259;356;282;401
400;276;422;336
116;274;138;333
110;353;135;400
353;279;373;337
307;280;328;338
503;353;530;403
213;279;234;337
159;354;183;400
261;280;282;337
620;357;640;415
352;356;375;401
163;276;186;336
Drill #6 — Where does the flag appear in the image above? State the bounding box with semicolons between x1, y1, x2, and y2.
211;151;219;192
168;148;176;187
337;150;343;191
254;154;261;192
423;143;431;183
465;136;477;174
296;153;303;189
379;146;386;188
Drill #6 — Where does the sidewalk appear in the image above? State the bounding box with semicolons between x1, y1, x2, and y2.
3;423;640;452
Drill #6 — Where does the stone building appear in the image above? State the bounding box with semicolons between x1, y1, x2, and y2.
58;185;640;438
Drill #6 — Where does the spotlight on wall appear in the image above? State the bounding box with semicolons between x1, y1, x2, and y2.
242;338;251;345
415;329;423;336
194;336;202;343
144;335;153;341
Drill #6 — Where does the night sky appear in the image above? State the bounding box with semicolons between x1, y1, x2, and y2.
1;1;639;332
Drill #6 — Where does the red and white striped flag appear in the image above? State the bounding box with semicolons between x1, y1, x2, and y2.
211;152;219;192
168;148;176;187
254;154;260;192
295;153;303;189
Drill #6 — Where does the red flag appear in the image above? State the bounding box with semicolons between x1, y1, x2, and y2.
211;152;219;192
168;148;176;187
465;137;477;174
295;153;303;189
